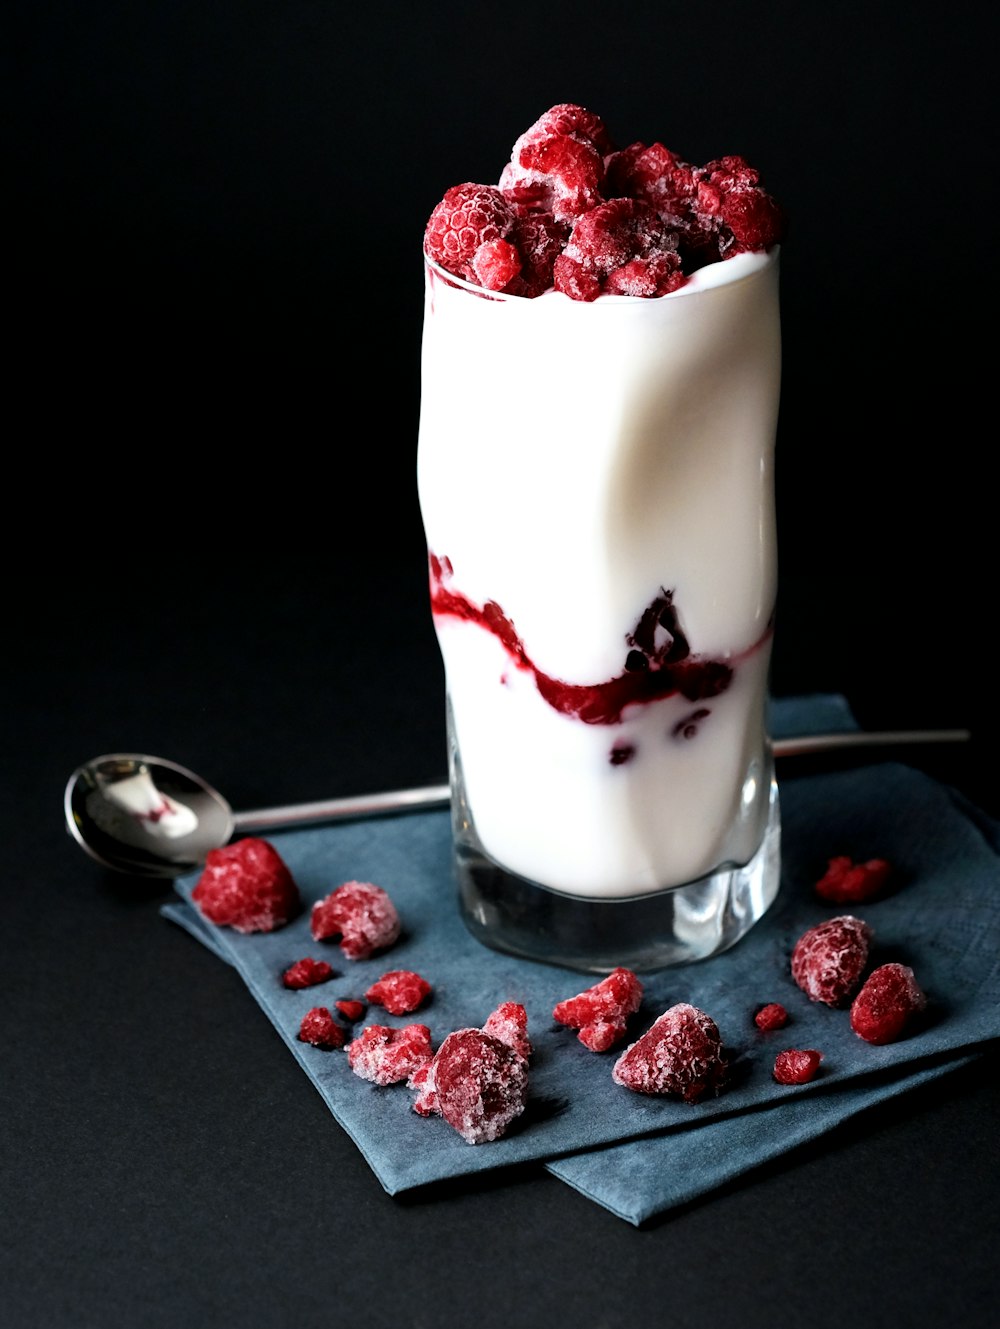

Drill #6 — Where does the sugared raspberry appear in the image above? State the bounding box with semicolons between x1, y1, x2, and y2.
310;881;401;960
192;837;300;934
346;1023;434;1085
482;1001;532;1061
424;183;518;287
297;1007;349;1050
281;957;335;990
410;1028;529;1144
612;1003;728;1102
815;856;894;904
791;915;873;1007
850;963;927;1045
773;1049;823;1085
754;1002;789;1031
365;969;432;1016
335;999;366;1022
553;967;644;1052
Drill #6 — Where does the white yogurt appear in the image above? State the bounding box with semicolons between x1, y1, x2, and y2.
417;248;781;898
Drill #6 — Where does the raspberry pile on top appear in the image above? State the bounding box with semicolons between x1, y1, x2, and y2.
423;103;786;301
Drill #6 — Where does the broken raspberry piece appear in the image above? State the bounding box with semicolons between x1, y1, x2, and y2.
310;881;401;960
754;1002;789;1031
815;856;894;904
612;1003;727;1102
365;969;432;1016
281;957;335;990
482;1001;532;1061
499;103;611;221
192;837;300;934
335;999;366;1022
850;963;927;1045
346;1023;434;1086
553;967;643;1052
410;1028;529;1144
297;1007;349;1050
790;914;873;1007
773;1049;823;1085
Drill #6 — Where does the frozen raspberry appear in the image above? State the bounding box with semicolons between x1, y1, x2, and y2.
365;969;432;1016
612;1003;728;1102
297;1007;349;1050
192;837;299;934
410;1028;528;1144
499;103;611;222
335;999;366;1022
791;915;873;1007
281;957;334;990
553;967;644;1052
850;963;927;1045
310;881;401;960
424;183;518;287
773;1049;823;1085
754;1002;789;1031
815;856;894;904
482;1001;532;1061
554;198;685;301
346;1023;434;1086
504;209;568;297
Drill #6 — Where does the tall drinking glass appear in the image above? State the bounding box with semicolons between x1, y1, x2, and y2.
416;247;782;973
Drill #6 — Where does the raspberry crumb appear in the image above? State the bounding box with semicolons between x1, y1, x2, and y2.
335;999;366;1022
346;1023;434;1085
791;914;873;1006
553;967;644;1052
773;1049;823;1085
815;856;893;904
365;970;432;1016
297;1007;349;1050
612;1003;728;1102
850;963;927;1045
310;881;401;960
191;837;300;934
281;957;335;989
754;1002;789;1031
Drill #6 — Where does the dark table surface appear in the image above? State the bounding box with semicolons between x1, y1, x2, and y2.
6;4;997;1326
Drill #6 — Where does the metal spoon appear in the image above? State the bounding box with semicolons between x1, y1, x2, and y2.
65;728;971;880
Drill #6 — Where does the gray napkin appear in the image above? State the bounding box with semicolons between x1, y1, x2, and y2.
163;695;1000;1223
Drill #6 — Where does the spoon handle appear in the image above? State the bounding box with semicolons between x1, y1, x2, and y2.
230;727;971;834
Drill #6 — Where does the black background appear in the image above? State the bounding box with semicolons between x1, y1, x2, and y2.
5;4;997;1327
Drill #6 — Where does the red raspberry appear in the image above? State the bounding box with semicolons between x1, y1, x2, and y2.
297;1007;349;1050
470;237;521;291
281;957;335;989
410;1028;529;1144
335;999;366;1022
424;183;518;286
555;198;685;301
192;837;300;934
850;963;927;1045
754;1002;789;1031
605;141;697;214
346;1023;434;1085
612;1003;728;1102
773;1049;823;1085
815;856;893;904
365;969;432;1016
553;967;644;1052
791;915;873;1007
310;881;401;960
499;103;610;222
482;1001;532;1061
504;210;568;297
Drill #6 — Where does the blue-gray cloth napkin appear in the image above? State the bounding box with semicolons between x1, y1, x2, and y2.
163;695;1000;1225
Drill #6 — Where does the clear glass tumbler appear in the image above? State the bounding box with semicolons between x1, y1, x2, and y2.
416;247;782;973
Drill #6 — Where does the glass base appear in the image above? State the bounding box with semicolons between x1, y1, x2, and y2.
452;777;781;974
